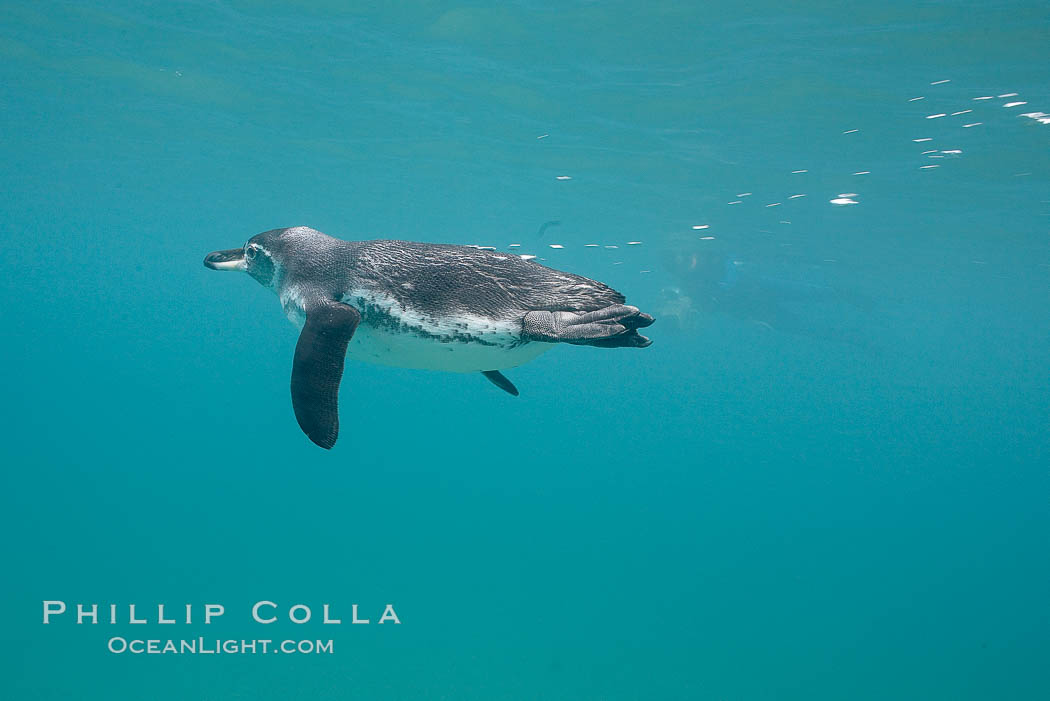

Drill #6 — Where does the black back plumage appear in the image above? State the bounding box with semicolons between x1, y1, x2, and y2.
348;240;625;318
264;228;627;319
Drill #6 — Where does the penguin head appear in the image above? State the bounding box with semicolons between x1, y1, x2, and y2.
241;230;285;288
204;241;278;289
205;227;316;289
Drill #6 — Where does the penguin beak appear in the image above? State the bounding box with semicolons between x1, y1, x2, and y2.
204;249;247;271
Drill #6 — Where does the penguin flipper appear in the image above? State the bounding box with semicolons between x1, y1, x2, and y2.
482;370;519;396
291;301;362;449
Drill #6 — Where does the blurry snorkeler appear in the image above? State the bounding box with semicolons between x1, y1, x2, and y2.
658;239;875;348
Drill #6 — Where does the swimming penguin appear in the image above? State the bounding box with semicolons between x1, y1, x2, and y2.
204;226;654;449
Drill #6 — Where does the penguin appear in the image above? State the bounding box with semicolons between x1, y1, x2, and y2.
204;226;654;449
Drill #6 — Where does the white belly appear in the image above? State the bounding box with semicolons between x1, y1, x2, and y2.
348;322;551;372
280;287;552;372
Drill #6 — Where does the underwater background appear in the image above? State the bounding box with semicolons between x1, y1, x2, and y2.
1;1;1048;699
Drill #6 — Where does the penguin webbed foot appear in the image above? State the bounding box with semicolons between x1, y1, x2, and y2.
522;305;654;348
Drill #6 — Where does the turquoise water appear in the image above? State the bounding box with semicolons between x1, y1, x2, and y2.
2;1;1048;698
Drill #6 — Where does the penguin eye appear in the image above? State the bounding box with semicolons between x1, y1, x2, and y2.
246;246;258;261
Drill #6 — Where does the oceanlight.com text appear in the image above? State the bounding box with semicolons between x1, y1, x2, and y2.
107;637;334;655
